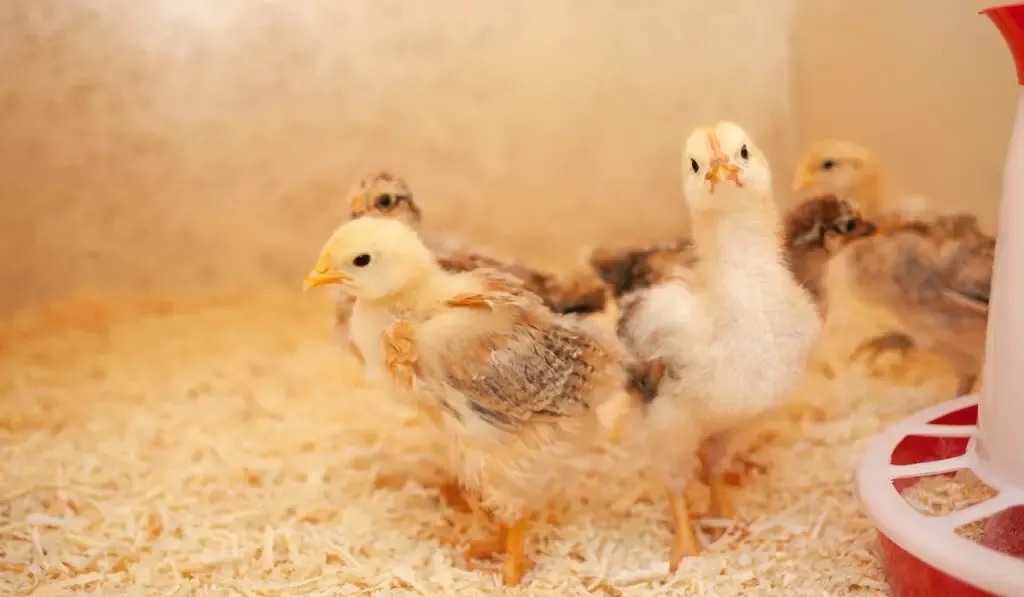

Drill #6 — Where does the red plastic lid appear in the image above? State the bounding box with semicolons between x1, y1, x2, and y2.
984;3;1024;85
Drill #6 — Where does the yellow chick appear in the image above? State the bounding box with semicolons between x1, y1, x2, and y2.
616;122;822;574
791;139;887;218
826;214;993;394
304;216;626;586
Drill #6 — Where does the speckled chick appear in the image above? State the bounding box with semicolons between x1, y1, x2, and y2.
826;214;994;395
304;216;626;587
615;122;822;574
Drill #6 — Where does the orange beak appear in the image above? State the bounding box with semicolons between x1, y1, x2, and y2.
349;192;368;217
704;131;742;192
303;252;350;291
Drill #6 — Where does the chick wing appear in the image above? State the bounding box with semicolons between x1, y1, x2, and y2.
391;270;616;428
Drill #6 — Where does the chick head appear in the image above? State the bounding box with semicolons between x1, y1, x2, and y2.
348;171;422;227
303;217;436;301
791;139;881;212
683;121;771;212
786;195;877;254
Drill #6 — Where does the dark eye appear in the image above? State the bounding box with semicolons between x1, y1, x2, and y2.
740;144;749;160
352;254;371;267
375;194;393;208
834;219;856;234
689;158;700;174
821;159;835;170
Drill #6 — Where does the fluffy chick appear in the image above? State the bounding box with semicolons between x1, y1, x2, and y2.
345;171;607;316
616;122;822;573
791;139;887;218
304;217;626;586
828;214;993;395
589;195;876;311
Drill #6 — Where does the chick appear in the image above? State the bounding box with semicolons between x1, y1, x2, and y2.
589;194;876;310
304;217;626;586
616;122;822;573
791;139;886;218
828;214;993;394
345;171;608;315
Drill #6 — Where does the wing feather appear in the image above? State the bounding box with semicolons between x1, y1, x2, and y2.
437;285;616;425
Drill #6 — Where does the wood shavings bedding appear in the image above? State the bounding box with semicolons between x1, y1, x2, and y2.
0;293;962;596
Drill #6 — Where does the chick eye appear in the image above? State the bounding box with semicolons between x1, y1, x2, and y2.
821;159;835;170
352;254;371;267
834;219;856;234
689;158;700;174
739;144;749;160
375;194;393;208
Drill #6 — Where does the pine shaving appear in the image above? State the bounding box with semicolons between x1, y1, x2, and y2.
0;293;963;596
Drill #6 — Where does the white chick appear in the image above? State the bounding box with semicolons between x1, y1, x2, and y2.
303;217;626;586
616;121;822;573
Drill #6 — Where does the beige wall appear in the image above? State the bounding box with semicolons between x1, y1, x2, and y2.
793;0;1017;230
0;0;1016;314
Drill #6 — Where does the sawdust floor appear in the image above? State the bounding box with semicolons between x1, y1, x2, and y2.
0;293;963;596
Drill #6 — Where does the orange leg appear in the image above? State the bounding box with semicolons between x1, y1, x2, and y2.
667;490;700;575
462;520;536;586
502;519;534;586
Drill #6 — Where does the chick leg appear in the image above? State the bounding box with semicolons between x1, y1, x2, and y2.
502;518;535;586
463;521;536;586
699;436;735;521
666;489;700;575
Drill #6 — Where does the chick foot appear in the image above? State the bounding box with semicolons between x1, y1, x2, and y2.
666;489;700;576
851;331;916;369
463;521;536;586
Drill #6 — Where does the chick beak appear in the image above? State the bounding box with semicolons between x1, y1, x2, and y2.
349;193;367;218
303;253;350;291
792;172;813;192
704;131;742;192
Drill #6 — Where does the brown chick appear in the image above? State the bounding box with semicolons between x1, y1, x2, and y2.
346;171;608;316
782;194;878;308
589;194;877;311
829;214;994;394
615;122;822;575
304;217;627;586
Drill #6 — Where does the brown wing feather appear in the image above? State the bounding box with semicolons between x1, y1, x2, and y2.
440;299;616;426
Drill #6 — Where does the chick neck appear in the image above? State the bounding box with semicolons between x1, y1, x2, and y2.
689;188;785;293
363;263;450;320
